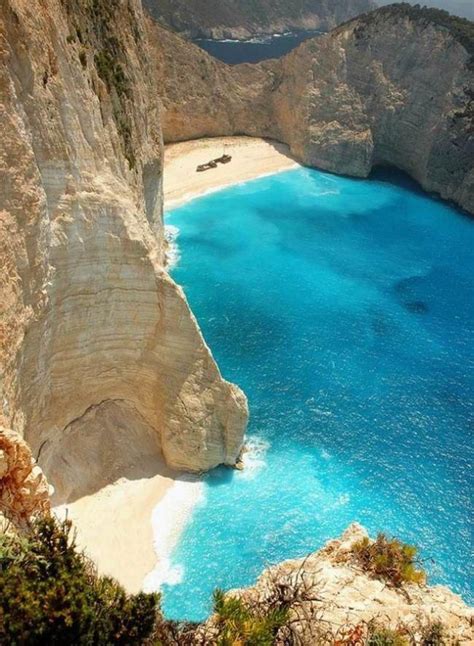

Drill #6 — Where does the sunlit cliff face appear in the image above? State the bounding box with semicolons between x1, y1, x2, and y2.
0;0;247;512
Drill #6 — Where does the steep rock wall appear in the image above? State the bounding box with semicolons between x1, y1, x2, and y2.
150;5;474;214
0;0;247;506
273;7;474;212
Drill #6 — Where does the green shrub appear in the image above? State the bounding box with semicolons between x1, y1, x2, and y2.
351;533;425;587
0;517;160;645
368;626;409;646
420;621;452;646
213;588;289;646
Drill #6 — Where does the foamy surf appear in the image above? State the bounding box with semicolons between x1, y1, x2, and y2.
143;475;204;591
165;224;181;268
238;436;270;480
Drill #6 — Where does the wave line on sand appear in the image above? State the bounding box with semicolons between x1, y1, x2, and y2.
143;475;204;590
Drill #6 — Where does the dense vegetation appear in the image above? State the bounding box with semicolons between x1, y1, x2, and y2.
0;519;456;645
0;517;160;645
0;518;289;645
212;589;289;645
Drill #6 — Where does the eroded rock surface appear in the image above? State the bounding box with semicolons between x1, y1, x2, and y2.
0;0;247;508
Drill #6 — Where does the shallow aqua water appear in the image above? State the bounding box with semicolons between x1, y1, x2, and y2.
164;168;474;620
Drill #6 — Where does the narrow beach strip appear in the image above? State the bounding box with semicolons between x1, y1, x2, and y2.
164;136;299;210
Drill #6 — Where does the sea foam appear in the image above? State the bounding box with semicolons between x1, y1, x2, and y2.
165;224;180;269
238;436;270;480
143;475;204;591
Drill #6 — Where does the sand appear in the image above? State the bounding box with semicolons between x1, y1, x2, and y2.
55;465;175;594
53;137;297;596
164;136;299;209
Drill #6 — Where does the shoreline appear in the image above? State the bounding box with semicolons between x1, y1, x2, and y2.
54;464;177;594
51;137;296;596
164;136;300;210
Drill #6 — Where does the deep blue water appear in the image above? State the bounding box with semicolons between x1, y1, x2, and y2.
163;167;474;620
193;30;322;64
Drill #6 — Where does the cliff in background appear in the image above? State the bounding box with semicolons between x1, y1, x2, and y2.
150;4;474;214
143;0;376;40
377;0;474;21
0;0;247;514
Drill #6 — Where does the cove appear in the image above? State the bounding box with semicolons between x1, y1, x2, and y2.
163;167;474;621
193;30;323;64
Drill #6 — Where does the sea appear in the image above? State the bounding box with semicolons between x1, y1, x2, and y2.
193;30;323;65
160;167;474;620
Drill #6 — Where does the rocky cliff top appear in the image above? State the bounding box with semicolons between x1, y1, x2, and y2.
209;524;473;644
144;0;376;39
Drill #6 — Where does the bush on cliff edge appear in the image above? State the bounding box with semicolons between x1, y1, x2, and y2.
351;533;425;587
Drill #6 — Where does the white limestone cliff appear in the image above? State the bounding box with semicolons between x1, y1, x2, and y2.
0;0;247;507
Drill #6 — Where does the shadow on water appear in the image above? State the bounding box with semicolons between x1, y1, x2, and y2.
205;465;236;488
370;165;473;219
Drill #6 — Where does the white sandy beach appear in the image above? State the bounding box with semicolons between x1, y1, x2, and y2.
55;466;176;594
164;136;299;209
54;136;297;595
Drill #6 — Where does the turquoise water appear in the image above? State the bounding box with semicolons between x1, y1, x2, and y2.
163;168;474;620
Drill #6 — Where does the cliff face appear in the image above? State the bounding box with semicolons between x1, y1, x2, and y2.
143;0;376;40
274;6;474;212
151;5;474;214
0;0;247;507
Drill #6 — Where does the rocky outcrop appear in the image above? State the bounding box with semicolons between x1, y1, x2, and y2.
0;428;51;527
208;525;473;644
0;0;247;507
144;0;376;40
150;5;474;214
